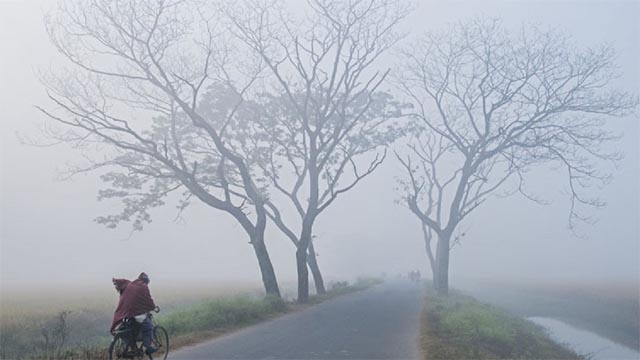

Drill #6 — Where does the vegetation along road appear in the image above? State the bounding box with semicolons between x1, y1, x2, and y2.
172;282;424;359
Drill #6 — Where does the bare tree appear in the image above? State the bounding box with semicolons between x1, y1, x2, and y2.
252;90;405;297
225;0;409;302
395;19;637;295
39;0;282;296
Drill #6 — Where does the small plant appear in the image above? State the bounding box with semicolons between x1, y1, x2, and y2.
39;310;72;359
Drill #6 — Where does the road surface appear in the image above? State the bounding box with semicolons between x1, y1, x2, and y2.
171;281;424;359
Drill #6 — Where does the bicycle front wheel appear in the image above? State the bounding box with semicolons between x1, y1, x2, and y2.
152;326;169;360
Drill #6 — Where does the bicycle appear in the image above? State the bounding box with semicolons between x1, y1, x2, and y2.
108;310;169;360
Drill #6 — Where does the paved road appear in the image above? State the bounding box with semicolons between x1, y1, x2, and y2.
170;281;424;359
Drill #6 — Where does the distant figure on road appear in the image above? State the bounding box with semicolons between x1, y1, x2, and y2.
111;272;159;355
408;270;421;283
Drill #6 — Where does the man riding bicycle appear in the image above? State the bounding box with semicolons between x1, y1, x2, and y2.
110;272;159;356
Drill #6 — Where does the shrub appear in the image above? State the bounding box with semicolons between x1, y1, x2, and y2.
330;281;349;291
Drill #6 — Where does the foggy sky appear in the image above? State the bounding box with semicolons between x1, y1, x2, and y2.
1;0;638;292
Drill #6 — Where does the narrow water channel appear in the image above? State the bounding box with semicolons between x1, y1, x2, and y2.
528;317;640;360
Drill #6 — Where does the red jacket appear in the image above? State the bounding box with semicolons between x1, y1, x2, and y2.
110;278;156;332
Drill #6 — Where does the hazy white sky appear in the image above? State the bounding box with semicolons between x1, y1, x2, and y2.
1;0;638;292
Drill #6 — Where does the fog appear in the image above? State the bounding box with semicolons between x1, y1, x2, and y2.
1;0;638;294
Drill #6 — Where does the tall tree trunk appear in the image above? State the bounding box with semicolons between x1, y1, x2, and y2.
296;246;309;303
297;220;313;303
433;232;450;296
250;232;280;297
307;240;325;294
421;224;437;278
263;206;325;295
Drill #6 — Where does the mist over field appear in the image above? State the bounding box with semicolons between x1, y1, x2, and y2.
0;1;638;359
1;0;637;293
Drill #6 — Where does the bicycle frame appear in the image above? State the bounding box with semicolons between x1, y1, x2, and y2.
109;314;168;360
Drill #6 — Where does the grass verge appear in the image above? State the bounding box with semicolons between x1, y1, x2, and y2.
165;277;382;350
160;294;288;350
420;286;582;359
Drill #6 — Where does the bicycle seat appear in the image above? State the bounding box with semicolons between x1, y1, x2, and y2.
113;318;138;334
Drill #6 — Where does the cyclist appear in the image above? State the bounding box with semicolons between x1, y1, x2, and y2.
110;272;159;356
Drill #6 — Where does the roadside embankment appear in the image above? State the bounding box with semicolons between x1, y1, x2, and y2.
420;286;582;359
456;279;640;351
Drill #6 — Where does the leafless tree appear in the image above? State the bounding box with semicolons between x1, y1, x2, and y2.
224;0;409;302
38;0;282;296
395;19;637;295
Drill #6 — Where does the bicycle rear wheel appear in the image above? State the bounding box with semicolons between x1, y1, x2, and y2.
108;336;127;360
152;326;169;360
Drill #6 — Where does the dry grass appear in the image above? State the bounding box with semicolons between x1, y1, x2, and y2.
0;283;264;359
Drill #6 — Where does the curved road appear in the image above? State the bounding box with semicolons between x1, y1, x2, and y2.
170;281;424;359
